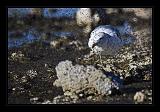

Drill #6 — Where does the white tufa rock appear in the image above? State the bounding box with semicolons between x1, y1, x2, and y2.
88;21;135;56
76;8;105;34
76;8;93;27
54;60;122;96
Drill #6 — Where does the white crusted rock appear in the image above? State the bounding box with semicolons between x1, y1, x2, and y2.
134;91;146;104
88;21;135;56
76;8;107;34
54;60;122;96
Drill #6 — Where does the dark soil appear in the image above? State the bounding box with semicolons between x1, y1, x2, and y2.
8;41;152;104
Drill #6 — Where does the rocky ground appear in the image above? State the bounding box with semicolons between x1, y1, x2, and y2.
8;8;152;104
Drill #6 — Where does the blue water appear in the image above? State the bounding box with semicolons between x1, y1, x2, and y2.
53;32;74;38
8;29;75;48
8;8;32;18
8;8;79;48
43;8;78;18
8;8;79;18
8;29;40;48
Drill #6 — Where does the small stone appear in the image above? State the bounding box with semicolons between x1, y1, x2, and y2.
120;76;124;79
123;93;126;97
104;64;112;72
32;97;39;101
62;98;66;102
148;97;152;101
70;94;79;100
19;53;24;57
65;97;69;102
11;53;17;57
64;91;72;96
132;17;138;22
141;90;145;92
134;91;146;103
147;90;152;96
54;95;61;99
79;93;83;97
26;70;37;79
21;76;28;83
72;100;77;103
11;51;25;60
143;73;151;81
12;88;16;91
30;97;39;103
108;90;112;95
44;64;48;67
87;96;93;100
50;40;60;48
42;100;51;104
53;80;61;87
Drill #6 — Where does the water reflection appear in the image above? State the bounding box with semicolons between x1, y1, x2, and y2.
8;29;40;48
8;28;76;48
8;8;79;48
43;8;78;18
8;8;78;18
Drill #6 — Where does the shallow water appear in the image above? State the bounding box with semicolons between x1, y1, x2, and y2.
8;30;76;48
8;29;40;48
8;8;80;48
8;8;79;18
43;8;78;18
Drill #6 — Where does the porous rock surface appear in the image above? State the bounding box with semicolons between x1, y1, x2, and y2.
53;60;122;96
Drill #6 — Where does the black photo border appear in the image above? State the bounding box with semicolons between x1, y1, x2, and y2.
0;0;159;112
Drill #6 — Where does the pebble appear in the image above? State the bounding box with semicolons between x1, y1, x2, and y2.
44;64;48;67
11;53;17;57
132;17;138;22
73;100;77;103
30;97;39;103
12;88;16;91
70;94;79;100
41;100;52;104
31;97;39;101
26;70;37;79
123;93;126;97
50;40;60;48
79;93;83;97
87;96;93;100
134;91;146;103
11;52;24;59
104;64;112;72
21;76;28;83
64;91;72;96
148;97;152;102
